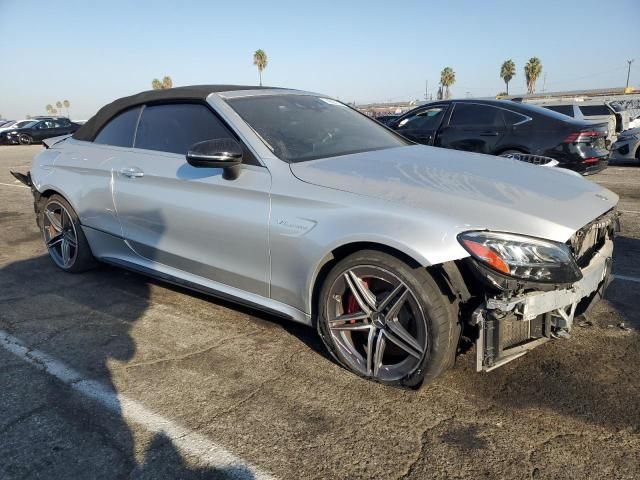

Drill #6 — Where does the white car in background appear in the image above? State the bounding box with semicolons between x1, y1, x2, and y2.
0;120;36;133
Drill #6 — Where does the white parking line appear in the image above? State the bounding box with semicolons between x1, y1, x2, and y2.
613;274;640;284
0;330;276;480
620;210;640;215
0;182;29;188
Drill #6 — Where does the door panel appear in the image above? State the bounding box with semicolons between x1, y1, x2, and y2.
52;141;124;237
113;150;271;296
437;103;507;154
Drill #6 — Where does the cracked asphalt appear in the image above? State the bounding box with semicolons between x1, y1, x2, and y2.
1;145;639;479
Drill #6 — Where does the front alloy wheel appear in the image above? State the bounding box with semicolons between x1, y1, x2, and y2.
318;250;458;387
326;266;427;381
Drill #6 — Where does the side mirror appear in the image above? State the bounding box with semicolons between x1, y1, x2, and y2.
186;138;243;180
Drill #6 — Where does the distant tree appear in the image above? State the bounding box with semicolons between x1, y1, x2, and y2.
524;57;542;94
440;67;456;99
497;91;508;97
151;76;173;90
46;104;53;114
56;101;63;116
253;49;268;86
500;59;516;95
63;99;70;117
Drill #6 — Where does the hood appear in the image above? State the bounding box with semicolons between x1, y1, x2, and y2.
290;145;618;242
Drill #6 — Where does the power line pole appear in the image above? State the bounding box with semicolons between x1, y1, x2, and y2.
626;59;635;89
542;73;547;93
425;80;428;101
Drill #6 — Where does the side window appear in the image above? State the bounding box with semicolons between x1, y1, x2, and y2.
450;104;501;127
545;105;574;117
396;106;446;131
94;107;141;147
135;103;236;156
501;109;529;126
34;122;46;130
579;105;611;116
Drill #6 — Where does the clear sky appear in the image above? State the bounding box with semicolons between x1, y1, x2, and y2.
1;0;638;119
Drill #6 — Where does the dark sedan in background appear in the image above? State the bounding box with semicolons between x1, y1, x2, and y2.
0;118;80;145
386;99;610;174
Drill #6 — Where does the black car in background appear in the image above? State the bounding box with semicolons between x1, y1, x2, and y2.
386;99;609;174
0;118;80;145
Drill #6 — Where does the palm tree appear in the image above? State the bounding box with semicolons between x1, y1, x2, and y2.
151;76;173;90
524;57;542;94
63;99;70;118
253;49;268;86
440;67;456;99
46;104;53;115
56;101;63;116
500;59;516;95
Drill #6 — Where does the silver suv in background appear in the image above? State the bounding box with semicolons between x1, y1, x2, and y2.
534;101;618;145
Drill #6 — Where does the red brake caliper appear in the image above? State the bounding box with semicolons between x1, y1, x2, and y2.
344;278;369;323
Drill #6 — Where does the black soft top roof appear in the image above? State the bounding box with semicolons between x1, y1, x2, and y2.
73;85;277;142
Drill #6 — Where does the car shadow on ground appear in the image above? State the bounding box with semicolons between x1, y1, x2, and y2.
0;255;258;479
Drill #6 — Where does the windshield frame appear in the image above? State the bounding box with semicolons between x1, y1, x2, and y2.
225;93;412;163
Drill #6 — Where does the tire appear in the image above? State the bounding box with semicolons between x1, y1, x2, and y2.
317;250;458;388
39;194;97;273
499;149;525;156
18;134;32;145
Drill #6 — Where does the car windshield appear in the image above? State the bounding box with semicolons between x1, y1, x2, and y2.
16;121;36;128
226;94;409;162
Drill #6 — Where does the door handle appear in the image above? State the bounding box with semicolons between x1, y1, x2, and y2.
480;131;500;137
119;167;144;178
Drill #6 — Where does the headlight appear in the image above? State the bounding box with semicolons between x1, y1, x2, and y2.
458;231;582;284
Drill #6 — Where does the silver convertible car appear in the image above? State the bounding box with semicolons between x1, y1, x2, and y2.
14;85;619;388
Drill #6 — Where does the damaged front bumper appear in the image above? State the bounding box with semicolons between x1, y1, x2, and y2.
474;238;614;372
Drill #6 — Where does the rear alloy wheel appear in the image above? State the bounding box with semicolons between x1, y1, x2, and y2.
40;195;96;273
318;250;458;388
18;134;32;145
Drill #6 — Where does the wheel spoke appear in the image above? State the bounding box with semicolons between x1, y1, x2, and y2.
47;234;63;248
377;283;406;314
65;233;77;248
61;239;71;265
366;327;376;375
344;270;377;313
385;320;424;359
329;312;371;331
45;209;62;232
385;288;410;320
372;331;386;377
